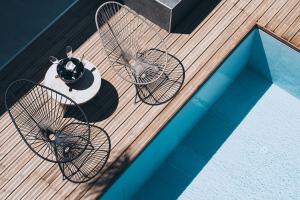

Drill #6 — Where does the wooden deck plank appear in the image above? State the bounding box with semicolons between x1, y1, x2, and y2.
282;15;300;41
258;0;288;26
179;0;252;69
265;0;300;31
273;1;300;35
1;0;300;199
290;29;300;46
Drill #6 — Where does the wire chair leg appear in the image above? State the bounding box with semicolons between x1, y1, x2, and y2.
134;92;141;104
135;84;154;103
86;140;95;151
61;163;66;180
134;86;142;104
136;73;170;104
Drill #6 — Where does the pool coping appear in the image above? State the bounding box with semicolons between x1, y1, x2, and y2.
257;24;300;54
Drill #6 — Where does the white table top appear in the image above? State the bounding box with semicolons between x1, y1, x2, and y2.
44;59;101;105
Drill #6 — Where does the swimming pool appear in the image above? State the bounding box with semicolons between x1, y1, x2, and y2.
102;28;300;199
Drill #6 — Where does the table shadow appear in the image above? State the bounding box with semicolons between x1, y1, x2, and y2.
65;79;119;122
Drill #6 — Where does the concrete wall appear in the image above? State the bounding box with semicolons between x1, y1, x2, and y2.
123;0;199;32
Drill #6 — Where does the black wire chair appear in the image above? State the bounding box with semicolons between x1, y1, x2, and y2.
5;79;110;183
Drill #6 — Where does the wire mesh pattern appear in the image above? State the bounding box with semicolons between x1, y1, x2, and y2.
58;124;111;183
136;49;185;105
5;79;90;163
95;1;167;85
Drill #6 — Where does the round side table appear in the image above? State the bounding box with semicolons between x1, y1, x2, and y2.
44;59;101;105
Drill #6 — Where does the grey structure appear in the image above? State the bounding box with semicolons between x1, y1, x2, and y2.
123;0;198;32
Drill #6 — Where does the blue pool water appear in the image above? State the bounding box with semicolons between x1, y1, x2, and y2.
102;28;300;199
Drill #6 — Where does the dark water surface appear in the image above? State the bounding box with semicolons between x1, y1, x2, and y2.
0;0;78;68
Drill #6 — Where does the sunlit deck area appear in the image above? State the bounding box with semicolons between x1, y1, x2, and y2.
1;0;300;199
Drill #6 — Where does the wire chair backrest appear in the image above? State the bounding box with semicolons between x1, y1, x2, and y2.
5;79;90;163
95;1;168;85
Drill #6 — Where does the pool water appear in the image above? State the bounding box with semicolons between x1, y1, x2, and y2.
102;28;300;199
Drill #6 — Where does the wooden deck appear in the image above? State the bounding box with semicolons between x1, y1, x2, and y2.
1;0;300;199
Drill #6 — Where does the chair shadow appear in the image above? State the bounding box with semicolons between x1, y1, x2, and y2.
65;79;119;122
83;153;131;198
136;48;185;105
173;0;222;34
